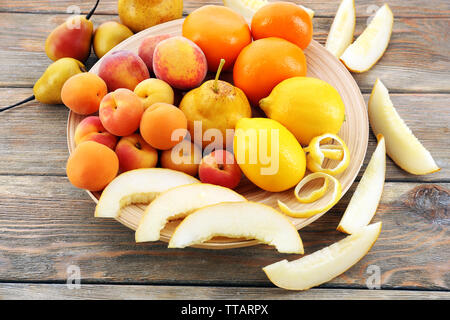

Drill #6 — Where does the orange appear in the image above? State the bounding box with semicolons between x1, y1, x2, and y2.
66;141;119;191
182;5;252;71
233;37;307;105
251;1;313;50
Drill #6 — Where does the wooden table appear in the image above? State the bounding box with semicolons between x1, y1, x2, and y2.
0;0;448;300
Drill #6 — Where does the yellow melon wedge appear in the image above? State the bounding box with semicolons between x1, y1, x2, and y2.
95;168;199;218
325;0;355;58
263;222;382;290
368;79;440;175
337;135;385;234
135;183;247;242
340;4;393;72
222;0;314;21
168;202;304;254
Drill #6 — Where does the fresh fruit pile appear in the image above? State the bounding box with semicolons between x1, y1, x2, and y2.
7;0;440;292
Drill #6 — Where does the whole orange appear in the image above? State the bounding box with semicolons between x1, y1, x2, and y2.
251;1;313;50
182;5;252;71
233;37;307;105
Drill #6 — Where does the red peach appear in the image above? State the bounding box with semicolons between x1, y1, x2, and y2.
138;34;172;72
153;36;207;90
99;88;144;136
74;116;117;150
198;150;241;189
115;133;158;172
98;50;150;91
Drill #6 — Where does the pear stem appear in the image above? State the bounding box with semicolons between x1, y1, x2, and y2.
0;95;35;113
86;0;100;20
213;59;225;94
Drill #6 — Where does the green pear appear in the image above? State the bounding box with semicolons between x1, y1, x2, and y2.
93;21;134;58
33;58;86;104
179;59;251;149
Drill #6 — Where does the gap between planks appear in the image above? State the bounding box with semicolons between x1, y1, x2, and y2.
0;282;448;300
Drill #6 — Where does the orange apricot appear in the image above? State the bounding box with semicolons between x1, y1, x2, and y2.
61;73;108;115
66;141;119;191
140;103;187;150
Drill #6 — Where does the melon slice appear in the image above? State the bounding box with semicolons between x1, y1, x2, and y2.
168;201;304;254
263;222;382;290
340;4;393;72
135;183;246;242
95;168;199;218
337;135;385;234
368;79;440;175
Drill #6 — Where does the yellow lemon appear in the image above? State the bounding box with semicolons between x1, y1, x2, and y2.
233;118;306;192
259;77;346;146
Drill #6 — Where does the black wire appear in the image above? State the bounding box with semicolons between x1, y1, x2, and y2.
86;0;100;20
0;95;35;113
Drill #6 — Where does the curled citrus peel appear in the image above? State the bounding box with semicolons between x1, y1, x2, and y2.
304;133;350;176
295;176;329;204
278;172;342;218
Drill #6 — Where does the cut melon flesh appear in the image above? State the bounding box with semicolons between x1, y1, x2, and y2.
337;135;385;234
368;79;440;175
263;222;382;290
222;0;314;21
135;183;247;242
95;168;199;218
325;0;355;57
168;201;304;254
340;4;393;72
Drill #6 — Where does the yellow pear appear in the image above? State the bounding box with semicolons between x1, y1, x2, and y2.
118;0;183;33
180;59;252;149
93;21;133;58
33;58;86;104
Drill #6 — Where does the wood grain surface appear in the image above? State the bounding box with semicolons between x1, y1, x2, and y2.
0;0;449;299
0;283;449;300
0;13;448;93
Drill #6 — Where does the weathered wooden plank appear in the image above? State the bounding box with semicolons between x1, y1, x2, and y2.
0;13;448;92
0;174;448;289
1;88;447;181
0;283;449;300
0;0;448;18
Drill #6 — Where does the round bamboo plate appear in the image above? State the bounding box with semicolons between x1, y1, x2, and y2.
67;18;368;250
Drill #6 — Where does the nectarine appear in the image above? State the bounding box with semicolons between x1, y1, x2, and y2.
99;88;144;136
74;116;117;150
98;50;149;91
153;36;207;90
115;133;158;172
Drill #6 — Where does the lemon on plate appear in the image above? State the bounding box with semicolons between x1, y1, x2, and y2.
340;4;394;72
233;117;306;192
259;77;346;146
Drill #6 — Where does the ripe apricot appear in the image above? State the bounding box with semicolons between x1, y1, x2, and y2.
251;2;313;50
140;103;188;150
66;141;119;191
233;37;307;105
61;73;108;115
182;5;252;71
